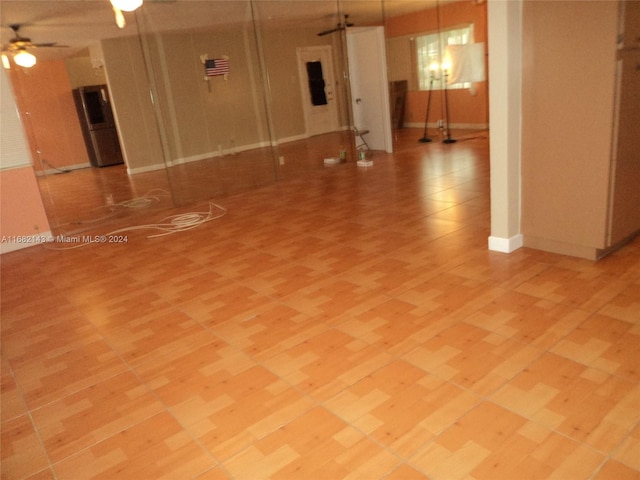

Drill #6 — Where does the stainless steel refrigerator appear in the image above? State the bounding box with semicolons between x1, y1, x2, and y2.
72;85;123;167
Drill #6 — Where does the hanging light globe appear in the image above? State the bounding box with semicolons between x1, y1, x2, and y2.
110;0;143;12
14;49;36;68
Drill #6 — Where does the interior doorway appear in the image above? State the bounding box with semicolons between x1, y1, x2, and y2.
346;27;393;153
296;46;340;136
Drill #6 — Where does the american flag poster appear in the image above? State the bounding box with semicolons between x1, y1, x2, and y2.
205;58;230;77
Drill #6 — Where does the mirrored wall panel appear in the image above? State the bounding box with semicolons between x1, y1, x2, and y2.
1;0;489;236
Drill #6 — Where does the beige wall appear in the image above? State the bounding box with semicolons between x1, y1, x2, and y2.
65;51;107;89
139;26;270;166
101;36;165;174
98;23;345;173
520;0;619;259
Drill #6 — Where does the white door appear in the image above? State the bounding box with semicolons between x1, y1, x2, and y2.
297;46;339;136
347;27;393;153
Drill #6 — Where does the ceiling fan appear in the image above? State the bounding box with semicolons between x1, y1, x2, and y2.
317;14;354;37
2;24;68;68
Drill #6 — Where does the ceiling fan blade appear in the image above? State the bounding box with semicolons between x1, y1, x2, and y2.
5;24;69;51
32;42;69;48
317;27;341;37
317;14;354;36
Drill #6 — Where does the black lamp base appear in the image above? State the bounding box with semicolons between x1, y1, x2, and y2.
443;138;457;144
419;137;433;143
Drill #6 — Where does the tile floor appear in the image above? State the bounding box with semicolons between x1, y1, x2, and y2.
2;130;639;479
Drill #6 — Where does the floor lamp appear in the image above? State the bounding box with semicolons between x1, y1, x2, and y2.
435;0;456;145
419;76;434;143
442;68;456;144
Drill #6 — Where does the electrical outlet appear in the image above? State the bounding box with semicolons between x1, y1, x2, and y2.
279;156;285;165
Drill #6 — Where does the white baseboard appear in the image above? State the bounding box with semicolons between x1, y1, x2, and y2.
277;133;308;144
127;163;167;175
1;231;53;254
488;234;523;253
168;140;272;167
129;129;352;174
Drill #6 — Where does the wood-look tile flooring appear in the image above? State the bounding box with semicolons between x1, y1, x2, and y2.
2;129;639;479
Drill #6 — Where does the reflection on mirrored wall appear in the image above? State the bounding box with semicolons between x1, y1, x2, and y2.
2;0;488;235
133;0;359;206
384;0;488;135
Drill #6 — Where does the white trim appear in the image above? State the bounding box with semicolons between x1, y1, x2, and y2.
166;141;272;167
127;163;166;175
126;130;351;174
0;162;32;172
1;231;53;254
488;234;523;253
277;133;308;144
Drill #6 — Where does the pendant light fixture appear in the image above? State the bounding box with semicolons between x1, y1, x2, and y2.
109;0;143;12
109;0;142;29
13;48;36;68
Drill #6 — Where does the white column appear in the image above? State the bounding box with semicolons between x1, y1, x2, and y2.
487;0;523;253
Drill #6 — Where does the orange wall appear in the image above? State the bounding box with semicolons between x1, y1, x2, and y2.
385;0;488;127
0;167;51;249
8;60;89;172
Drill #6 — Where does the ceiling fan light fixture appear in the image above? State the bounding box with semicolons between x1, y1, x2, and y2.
109;0;143;12
13;49;36;68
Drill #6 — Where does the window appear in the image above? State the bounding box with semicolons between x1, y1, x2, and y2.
415;25;473;90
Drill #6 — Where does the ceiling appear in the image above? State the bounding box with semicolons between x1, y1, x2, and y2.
1;0;444;62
